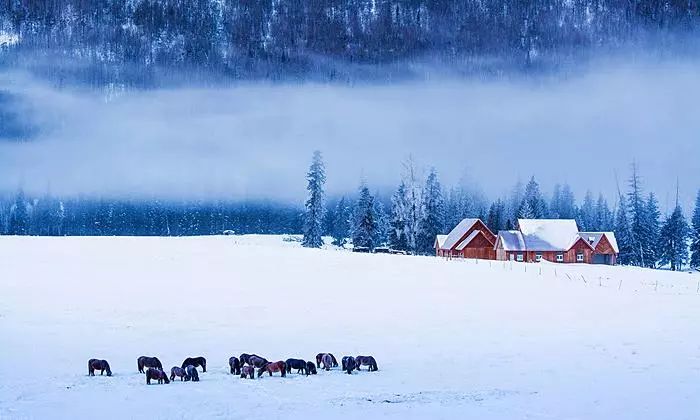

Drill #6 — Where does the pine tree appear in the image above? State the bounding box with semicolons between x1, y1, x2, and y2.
559;184;576;219
389;181;409;251
578;191;595;231
627;163;646;266
658;204;690;271
690;190;700;269
352;184;379;250
330;197;350;247
375;199;390;247
615;195;635;265
523;176;547;218
9;189;29;235
401;157;423;254
302;151;326;248
643;193;661;268
506;179;524;228
486;199;506;233
518;199;535;219
550;183;562;218
417;168;445;255
595;194;613;231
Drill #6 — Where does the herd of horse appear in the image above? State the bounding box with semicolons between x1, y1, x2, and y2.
88;353;378;384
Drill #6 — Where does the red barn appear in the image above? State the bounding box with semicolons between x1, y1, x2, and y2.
435;218;496;260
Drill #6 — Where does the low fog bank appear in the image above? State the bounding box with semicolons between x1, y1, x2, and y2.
0;60;699;210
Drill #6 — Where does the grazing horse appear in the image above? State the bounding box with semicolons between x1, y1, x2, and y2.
184;365;199;382
229;356;241;375
181;357;207;372
248;355;269;368
342;356;356;374
285;359;307;375
355;356;378;372
320;354;333;371
146;368;170;384
170;366;186;381
315;353;338;368
258;361;286;378
306;362;317;375
88;359;112;376
138;356;163;373
240;365;256;379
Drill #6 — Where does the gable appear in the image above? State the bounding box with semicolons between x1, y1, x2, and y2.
594;235;616;254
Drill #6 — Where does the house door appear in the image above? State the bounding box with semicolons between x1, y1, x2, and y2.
592;254;610;265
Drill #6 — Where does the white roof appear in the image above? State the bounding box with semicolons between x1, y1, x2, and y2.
442;218;479;250
578;232;619;254
455;230;481;251
497;230;526;251
435;235;448;249
518;219;580;251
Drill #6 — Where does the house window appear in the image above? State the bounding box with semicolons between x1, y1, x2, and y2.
509;254;515;261
516;254;523;262
577;253;584;262
535;253;542;262
556;254;563;262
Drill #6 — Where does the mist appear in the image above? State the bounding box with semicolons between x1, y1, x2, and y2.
1;60;699;211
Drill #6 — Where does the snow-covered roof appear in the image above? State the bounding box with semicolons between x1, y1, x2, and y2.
578;232;619;254
496;230;526;251
455;230;481;251
435;235;448;249
518;219;580;251
442;218;479;250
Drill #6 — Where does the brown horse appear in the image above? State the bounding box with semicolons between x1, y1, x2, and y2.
146;368;170;384
355;356;378;372
138;356;163;373
170;366;186;381
88;359;112;376
315;353;338;368
240;365;256;379
258;361;286;378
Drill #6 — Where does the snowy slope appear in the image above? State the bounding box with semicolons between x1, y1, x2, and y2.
0;235;699;419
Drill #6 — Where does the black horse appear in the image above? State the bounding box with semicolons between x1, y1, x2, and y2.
138;356;163;373
146;368;170;384
246;355;269;368
355;355;378;372
184;365;200;382
342;356;356;374
285;359;308;375
170;366;186;381
306;361;317;375
181;357;206;372
240;365;255;379
229;356;241;375
88;359;112;376
315;353;338;368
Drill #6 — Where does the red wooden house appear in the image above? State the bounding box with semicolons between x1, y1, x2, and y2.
435;218;496;259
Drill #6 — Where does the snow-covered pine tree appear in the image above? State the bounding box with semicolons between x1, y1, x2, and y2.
302;150;326;248
595;193;614;231
375;199;390;247
331;197;350;247
389;181;409;251
486;199;506;233
577;191;595;231
417;168;445;255
614;195;635;265
559;184;576;219
402;157;423;254
523;176;547;218
626;163;646;266
352;184;379;250
550;183;562;218
518;199;535;219
658;204;690;271
8;189;29;235
644;193;661;268
690;190;700;269
506;179;524;228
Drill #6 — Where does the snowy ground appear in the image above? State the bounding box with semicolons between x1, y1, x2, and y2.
1;235;699;419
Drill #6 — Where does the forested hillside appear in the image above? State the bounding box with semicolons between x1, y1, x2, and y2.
1;0;698;85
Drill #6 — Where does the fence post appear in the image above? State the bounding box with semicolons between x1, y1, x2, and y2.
655;279;658;292
580;274;587;284
618;278;623;290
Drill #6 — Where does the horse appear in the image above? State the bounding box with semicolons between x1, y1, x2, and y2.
306;361;317;375
229;356;241;375
355;356;378;372
184;365;199;382
342;356;356;374
146;368;170;384
248;355;269;368
170;366;186;381
258;361;286;378
181;357;206;372
138;356;163;373
240;365;256;379
285;359;307;375
88;359;112;376
320;354;334;371
315;353;338;368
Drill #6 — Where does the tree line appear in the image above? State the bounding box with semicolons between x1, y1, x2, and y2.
303;153;700;271
1;0;698;86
